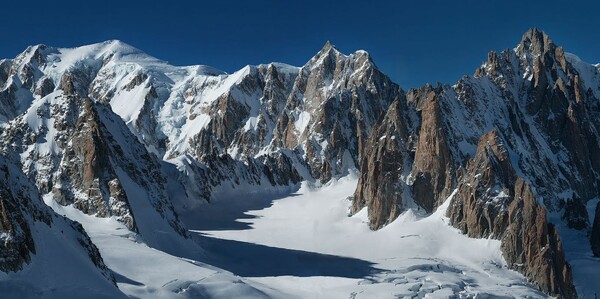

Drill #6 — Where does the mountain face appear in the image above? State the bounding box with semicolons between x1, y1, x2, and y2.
0;28;599;298
0;153;124;298
0;40;399;207
447;131;575;297
352;28;600;297
0;44;203;258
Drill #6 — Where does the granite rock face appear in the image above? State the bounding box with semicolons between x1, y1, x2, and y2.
447;132;576;298
351;99;413;229
408;88;454;212
0;169;39;272
446;131;515;239
502;179;576;299
561;196;589;230
0;153;114;285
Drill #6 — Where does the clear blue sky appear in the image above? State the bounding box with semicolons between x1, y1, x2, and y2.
2;0;599;88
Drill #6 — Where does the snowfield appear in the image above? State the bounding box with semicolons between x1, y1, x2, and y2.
42;195;288;299
25;173;550;298
184;173;547;298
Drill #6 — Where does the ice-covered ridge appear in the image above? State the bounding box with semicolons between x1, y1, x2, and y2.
565;52;600;99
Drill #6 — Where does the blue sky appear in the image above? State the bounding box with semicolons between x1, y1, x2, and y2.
2;0;599;88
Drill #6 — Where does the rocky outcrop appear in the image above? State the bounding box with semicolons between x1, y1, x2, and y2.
447;131;576;298
409;88;454;212
351;99;412;229
35;76;55;97
561;196;589;230
592;202;600;257
52;98;137;230
0;59;11;86
0;91;189;239
177;150;303;205
351;30;598;298
281;44;401;180
517;28;600;207
502;179;576;298
0;154;114;285
0;181;38;272
447;131;515;238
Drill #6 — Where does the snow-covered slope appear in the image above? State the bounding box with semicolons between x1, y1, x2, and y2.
0;42;291;299
1;38;401;207
43;195;288;299
191;175;547;298
0;154;125;298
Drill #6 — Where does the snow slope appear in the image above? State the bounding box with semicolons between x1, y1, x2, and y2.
0;220;127;299
43;194;288;299
0;155;125;299
189;174;547;298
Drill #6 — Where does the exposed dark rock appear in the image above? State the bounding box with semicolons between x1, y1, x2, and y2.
0;154;115;284
352;99;411;229
122;72;148;91
561;196;589;230
447;131;515;239
0;59;11;86
59;72;77;95
410;92;453;212
447;131;576;298
0;187;36;272
502;179;576;299
592;202;600;257
35;77;55;97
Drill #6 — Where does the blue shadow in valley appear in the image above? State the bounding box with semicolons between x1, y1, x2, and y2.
181;192;300;231
198;234;382;278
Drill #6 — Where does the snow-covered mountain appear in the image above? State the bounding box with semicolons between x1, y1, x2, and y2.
352;28;600;297
0;153;125;298
0;28;599;298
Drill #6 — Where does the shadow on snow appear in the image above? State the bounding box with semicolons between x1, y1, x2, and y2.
180;191;300;231
197;233;383;278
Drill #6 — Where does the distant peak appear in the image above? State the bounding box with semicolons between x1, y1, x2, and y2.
102;39;123;45
30;44;49;51
319;40;341;55
517;27;556;57
520;27;552;45
522;27;544;39
99;39;141;53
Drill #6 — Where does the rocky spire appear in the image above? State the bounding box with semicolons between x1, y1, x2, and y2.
517;27;556;58
351;98;412;229
447;131;576;298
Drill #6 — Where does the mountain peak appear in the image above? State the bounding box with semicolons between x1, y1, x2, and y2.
317;40;343;57
322;40;334;51
517;27;556;57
